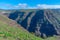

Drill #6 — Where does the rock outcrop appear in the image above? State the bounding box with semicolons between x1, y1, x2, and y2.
5;9;60;38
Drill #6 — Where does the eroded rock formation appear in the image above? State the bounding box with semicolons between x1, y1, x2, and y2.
5;9;60;38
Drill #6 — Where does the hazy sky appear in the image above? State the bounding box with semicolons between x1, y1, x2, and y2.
0;0;60;9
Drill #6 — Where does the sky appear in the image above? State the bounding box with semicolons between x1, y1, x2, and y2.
0;0;60;9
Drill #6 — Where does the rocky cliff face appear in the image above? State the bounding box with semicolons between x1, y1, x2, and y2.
6;9;60;38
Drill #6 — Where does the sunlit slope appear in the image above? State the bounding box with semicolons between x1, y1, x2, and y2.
0;15;42;40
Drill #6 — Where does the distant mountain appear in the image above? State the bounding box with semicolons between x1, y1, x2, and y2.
2;9;60;38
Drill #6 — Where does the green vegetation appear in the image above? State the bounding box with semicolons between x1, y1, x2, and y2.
0;21;43;40
0;15;43;40
0;15;59;40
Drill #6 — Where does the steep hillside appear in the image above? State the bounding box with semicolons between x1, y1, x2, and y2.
0;15;43;40
8;9;60;38
0;9;60;40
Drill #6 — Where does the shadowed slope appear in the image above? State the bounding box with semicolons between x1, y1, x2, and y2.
8;9;59;38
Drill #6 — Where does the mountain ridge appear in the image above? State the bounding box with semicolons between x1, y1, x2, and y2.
6;9;60;38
